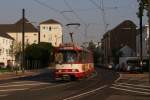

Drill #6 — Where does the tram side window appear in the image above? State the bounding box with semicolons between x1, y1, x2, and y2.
79;51;88;63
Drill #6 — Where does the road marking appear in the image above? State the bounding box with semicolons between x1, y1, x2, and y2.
110;86;150;95
31;82;73;91
112;84;150;92
116;82;150;88
0;81;39;85
0;83;50;88
0;88;27;92
0;94;8;97
115;73;122;83
63;85;107;100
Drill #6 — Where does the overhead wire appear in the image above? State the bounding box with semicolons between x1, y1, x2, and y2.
89;0;108;32
63;0;86;25
33;0;71;22
63;0;89;42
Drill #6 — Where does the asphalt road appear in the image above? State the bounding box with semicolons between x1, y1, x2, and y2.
2;67;149;100
0;67;119;100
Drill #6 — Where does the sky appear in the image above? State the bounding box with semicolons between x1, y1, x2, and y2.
0;0;148;44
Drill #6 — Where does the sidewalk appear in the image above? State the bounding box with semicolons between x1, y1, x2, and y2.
106;73;150;100
106;95;150;100
119;72;150;86
0;67;55;81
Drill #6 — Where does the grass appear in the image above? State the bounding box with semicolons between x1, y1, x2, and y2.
0;68;12;73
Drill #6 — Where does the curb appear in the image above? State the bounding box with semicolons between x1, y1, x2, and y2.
0;67;55;81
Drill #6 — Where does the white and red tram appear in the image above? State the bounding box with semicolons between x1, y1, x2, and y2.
54;43;94;80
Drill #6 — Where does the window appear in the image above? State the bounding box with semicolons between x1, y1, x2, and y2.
43;34;45;38
9;49;12;56
55;50;78;63
34;34;37;36
6;49;9;56
26;39;29;43
43;26;45;30
0;49;1;55
34;40;37;43
49;27;51;31
3;48;4;53
3;39;5;44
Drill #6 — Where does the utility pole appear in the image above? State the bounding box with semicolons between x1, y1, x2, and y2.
22;9;25;73
38;26;40;44
148;0;150;84
139;1;143;69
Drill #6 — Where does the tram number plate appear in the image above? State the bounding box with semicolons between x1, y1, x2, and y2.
63;75;69;77
62;75;70;79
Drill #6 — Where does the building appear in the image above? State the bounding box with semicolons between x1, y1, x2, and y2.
101;20;137;64
119;45;136;57
0;18;39;45
136;25;149;58
40;19;63;47
0;33;14;67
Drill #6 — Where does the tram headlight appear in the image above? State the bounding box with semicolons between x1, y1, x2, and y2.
58;69;62;72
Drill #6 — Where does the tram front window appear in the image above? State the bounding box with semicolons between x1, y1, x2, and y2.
55;50;78;63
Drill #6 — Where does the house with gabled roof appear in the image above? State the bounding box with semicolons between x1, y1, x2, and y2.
40;19;63;47
0;18;39;45
101;20;137;64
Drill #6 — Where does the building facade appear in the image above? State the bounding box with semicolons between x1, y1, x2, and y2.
0;33;14;67
40;19;63;47
0;18;39;45
101;20;137;64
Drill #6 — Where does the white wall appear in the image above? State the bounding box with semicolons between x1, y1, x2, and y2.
40;24;63;47
0;37;13;67
8;32;39;45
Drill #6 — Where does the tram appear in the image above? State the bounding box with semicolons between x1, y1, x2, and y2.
54;43;94;80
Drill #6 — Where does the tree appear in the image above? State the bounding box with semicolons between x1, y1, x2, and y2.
87;41;96;52
111;48;123;65
87;41;103;64
10;41;22;65
25;42;54;69
94;46;103;64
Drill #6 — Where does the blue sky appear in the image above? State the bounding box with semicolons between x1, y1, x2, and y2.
0;0;148;44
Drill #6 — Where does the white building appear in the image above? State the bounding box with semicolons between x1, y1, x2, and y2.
7;18;39;45
136;25;149;58
40;19;63;47
119;45;136;57
0;33;14;67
